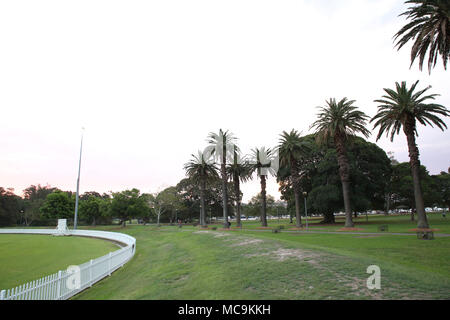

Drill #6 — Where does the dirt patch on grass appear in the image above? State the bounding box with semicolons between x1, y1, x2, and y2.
192;231;231;238
342;277;383;299
246;248;320;265
230;239;263;247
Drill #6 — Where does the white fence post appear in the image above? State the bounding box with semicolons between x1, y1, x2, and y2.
108;252;112;276
1;289;5;300
56;271;62;300
89;259;93;286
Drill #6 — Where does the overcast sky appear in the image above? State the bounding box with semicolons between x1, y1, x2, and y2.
1;0;449;202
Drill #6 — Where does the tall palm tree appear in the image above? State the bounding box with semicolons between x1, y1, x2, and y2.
310;98;371;228
208;129;236;228
250;147;277;227
278;130;310;228
227;145;253;227
371;80;449;229
184;151;218;226
394;0;450;73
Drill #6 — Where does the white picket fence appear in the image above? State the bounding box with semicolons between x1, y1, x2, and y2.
0;229;136;300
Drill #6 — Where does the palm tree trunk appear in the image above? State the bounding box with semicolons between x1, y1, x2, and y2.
290;157;302;228
260;175;268;227
221;154;229;228
200;178;206;226
234;176;242;227
404;127;429;229
334;135;354;228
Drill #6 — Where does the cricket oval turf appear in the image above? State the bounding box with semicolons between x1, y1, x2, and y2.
0;233;119;290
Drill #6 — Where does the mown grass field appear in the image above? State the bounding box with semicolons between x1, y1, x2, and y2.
73;219;450;300
0;234;119;289
1;213;449;300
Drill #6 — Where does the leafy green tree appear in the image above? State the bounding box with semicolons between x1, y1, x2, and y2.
208;129;236;227
311;98;371;227
278;135;391;224
347;137;392;213
432;170;450;212
371;80;449;228
176;176;234;223
309;185;341;223
147;187;186;226
22;184;56;226
40;190;74;220
390;162;438;220
110;189;149;227
227;145;253;227
0;187;21;226
80;191;102;200
278;129;311;227
184;151;219;226
394;0;450;73
79;195;103;226
247;193;275;218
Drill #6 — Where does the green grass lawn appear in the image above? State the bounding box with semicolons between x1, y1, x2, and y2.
236;212;450;234
72;224;450;300
0;234;119;290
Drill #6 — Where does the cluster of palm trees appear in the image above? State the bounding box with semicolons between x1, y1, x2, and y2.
184;81;448;230
184;0;450;230
184;130;275;228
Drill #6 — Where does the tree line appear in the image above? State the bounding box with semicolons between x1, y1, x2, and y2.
1;81;449;228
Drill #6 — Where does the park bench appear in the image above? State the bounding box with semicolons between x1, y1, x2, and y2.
378;225;388;232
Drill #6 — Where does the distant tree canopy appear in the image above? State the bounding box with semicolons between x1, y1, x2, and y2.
241;193;287;218
22;184;56;226
110;189;149;227
79;195;111;226
0;188;22;227
175;176;236;222
278;134;392;223
432;171;450;212
40;190;74;220
390;162;441;211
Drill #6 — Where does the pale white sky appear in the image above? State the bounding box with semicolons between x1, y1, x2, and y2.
1;0;449;202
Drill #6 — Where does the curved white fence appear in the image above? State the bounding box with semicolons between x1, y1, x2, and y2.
0;229;136;300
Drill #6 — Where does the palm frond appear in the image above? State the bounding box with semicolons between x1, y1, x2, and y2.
371;80;449;141
394;0;450;73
